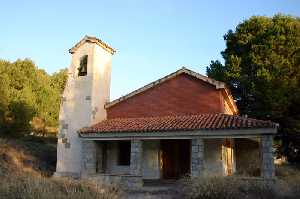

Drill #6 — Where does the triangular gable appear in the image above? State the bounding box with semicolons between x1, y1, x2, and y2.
105;67;238;114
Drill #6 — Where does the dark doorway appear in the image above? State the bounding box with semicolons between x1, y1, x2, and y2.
160;139;191;179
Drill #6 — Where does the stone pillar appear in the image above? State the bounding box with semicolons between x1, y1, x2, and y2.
81;140;97;177
191;138;204;177
130;140;143;176
260;135;275;178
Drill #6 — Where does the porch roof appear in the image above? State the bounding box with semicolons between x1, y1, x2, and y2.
79;114;277;137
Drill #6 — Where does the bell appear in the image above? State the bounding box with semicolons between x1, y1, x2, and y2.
81;65;87;73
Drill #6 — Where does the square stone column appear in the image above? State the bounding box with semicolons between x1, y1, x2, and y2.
81;140;96;177
260;135;275;178
130;140;143;176
191;138;204;177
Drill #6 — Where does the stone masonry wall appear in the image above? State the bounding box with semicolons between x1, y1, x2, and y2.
260;135;275;178
130;140;143;176
81;140;96;177
191;138;204;177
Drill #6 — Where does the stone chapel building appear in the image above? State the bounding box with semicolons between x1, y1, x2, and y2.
55;36;277;188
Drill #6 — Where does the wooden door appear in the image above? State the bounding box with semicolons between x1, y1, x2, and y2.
223;139;234;175
160;140;191;179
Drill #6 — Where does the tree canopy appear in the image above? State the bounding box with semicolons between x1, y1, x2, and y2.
207;14;300;162
0;59;67;137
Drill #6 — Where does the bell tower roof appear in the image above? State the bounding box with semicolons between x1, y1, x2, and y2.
69;35;116;55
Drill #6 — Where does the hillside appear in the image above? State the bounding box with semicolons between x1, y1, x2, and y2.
0;137;56;176
0;137;122;199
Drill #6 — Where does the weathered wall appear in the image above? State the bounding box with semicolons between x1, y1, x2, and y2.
107;74;224;118
55;41;113;177
81;140;97;176
100;140;161;179
105;141;130;174
142;141;160;179
204;139;225;176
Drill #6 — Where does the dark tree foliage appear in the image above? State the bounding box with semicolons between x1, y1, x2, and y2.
207;14;300;162
0;59;67;137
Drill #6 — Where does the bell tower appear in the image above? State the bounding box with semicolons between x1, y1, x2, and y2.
55;36;115;177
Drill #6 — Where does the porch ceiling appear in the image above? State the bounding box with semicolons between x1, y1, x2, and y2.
79;114;277;139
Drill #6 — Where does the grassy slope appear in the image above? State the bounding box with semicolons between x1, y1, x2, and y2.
0;137;57;176
0;137;122;199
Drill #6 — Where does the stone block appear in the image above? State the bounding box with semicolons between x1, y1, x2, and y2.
62;138;68;143
85;96;91;100
65;142;71;149
57;132;65;139
62;123;68;130
192;145;199;152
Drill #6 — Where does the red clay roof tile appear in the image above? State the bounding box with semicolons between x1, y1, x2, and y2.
79;114;277;134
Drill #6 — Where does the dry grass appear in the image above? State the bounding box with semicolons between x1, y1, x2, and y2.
0;173;123;199
180;168;300;199
2;138;300;199
0;138;124;199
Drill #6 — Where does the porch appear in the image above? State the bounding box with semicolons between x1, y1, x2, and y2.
78;114;277;188
80;136;275;188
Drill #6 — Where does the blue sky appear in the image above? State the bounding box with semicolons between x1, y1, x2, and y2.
1;0;299;100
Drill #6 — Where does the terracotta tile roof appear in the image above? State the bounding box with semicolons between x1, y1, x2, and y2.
79;114;277;134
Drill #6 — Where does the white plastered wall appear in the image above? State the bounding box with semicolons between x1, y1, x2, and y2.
56;41;113;176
